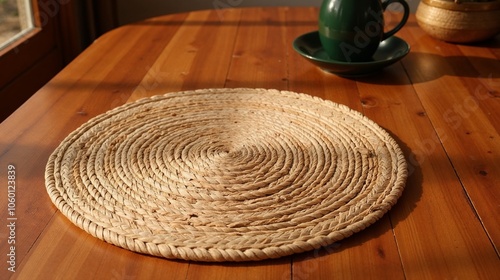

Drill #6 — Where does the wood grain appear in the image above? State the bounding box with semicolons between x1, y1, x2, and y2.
225;7;288;90
1;7;499;280
357;57;499;279
401;22;500;256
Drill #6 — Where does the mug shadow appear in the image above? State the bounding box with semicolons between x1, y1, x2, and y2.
352;51;500;85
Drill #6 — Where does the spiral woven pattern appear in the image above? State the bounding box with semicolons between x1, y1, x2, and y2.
45;88;407;262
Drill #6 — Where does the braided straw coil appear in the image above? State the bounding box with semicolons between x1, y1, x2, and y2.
45;88;407;262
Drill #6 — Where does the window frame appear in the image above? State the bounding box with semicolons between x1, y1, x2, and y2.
0;0;81;121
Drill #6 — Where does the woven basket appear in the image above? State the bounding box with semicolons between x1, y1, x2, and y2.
416;0;500;43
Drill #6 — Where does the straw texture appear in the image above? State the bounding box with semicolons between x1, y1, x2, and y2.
416;0;500;43
45;88;407;262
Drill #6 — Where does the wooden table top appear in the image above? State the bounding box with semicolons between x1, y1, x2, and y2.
1;6;499;279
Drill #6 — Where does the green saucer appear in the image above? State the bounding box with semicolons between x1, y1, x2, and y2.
293;31;410;77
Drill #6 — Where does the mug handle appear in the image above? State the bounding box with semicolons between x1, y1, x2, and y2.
381;0;410;40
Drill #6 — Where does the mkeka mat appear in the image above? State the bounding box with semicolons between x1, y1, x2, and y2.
45;88;408;262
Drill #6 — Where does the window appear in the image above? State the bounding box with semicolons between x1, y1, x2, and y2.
0;0;120;121
0;0;35;50
0;0;77;122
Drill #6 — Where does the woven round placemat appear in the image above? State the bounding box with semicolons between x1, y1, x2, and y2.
45;88;407;262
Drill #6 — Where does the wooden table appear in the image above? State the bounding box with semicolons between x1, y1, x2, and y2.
1;7;499;279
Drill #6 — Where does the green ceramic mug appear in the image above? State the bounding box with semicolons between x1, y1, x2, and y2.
318;0;410;62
